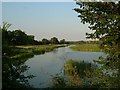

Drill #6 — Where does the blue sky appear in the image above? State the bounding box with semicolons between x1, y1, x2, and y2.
0;2;2;26
2;2;91;41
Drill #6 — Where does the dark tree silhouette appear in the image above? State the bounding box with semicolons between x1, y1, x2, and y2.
50;37;59;44
42;38;50;45
74;1;120;87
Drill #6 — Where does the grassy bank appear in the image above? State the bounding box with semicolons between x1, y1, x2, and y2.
9;44;68;61
70;44;102;52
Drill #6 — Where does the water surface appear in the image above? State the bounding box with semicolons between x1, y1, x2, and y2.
24;46;105;88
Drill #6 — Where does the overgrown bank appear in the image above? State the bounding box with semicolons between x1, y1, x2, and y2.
8;44;68;61
52;60;97;88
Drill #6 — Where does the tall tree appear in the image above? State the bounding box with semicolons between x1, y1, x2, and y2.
74;0;120;88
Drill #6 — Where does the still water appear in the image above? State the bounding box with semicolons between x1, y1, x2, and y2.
23;46;105;88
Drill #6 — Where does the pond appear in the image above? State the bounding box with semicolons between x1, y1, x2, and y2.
23;46;105;88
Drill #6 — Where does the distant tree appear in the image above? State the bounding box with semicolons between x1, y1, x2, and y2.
60;39;65;44
1;22;37;46
27;35;34;45
77;41;85;44
50;37;59;44
38;41;42;45
12;30;28;45
34;40;39;45
7;31;15;45
42;38;50;45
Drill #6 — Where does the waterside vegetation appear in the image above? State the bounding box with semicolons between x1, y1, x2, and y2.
52;60;97;88
70;44;103;52
7;44;68;61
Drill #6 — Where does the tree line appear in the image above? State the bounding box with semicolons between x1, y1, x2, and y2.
2;22;99;46
2;22;67;46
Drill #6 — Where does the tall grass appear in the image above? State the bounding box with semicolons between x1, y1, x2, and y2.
52;59;97;88
70;44;102;52
64;60;96;78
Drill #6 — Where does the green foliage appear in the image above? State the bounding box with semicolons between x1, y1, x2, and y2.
27;35;35;45
12;30;28;45
42;38;50;45
74;1;120;88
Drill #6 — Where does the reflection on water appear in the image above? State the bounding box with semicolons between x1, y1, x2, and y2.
23;46;105;88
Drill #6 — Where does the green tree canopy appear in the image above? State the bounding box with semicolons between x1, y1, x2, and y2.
12;30;28;45
50;37;59;44
42;38;50;45
1;22;37;46
74;1;120;88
